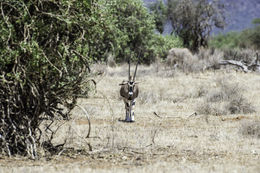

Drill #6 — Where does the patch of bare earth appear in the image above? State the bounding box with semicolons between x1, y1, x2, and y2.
1;66;260;173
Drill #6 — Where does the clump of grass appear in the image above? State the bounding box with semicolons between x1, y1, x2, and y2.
192;85;208;98
228;97;255;114
197;77;255;115
198;103;228;116
240;121;260;139
139;91;160;105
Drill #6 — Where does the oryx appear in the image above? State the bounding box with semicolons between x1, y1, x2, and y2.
119;60;139;122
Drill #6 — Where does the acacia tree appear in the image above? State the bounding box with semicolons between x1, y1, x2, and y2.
168;0;226;51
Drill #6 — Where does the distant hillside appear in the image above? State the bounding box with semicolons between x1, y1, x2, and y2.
215;0;260;34
143;0;260;35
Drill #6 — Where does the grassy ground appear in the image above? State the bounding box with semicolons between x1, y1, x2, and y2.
1;65;260;173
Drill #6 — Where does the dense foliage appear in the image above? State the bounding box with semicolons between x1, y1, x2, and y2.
107;0;158;64
209;18;260;50
0;0;119;158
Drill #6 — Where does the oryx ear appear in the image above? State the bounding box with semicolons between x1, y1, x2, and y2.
134;81;141;84
119;81;128;86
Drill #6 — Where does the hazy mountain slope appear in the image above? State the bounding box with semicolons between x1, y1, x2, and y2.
220;0;260;33
143;0;260;34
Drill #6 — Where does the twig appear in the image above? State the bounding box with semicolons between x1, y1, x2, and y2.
72;50;91;72
28;126;38;160
151;129;158;144
188;112;197;118
153;112;162;118
76;105;91;138
0;2;12;44
99;91;116;148
41;51;63;78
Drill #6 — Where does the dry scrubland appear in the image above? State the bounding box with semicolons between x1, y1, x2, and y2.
1;64;260;173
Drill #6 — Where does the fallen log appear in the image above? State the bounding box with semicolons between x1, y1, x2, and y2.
219;60;249;72
218;52;260;73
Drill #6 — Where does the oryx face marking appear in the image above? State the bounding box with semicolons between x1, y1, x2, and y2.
128;81;135;98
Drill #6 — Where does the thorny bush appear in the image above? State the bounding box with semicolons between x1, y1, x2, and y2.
0;0;109;158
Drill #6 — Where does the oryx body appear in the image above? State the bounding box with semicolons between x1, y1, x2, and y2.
119;60;139;122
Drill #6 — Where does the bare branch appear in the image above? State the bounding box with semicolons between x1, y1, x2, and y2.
76;105;91;138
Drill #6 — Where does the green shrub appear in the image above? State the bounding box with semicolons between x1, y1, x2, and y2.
152;34;183;60
0;0;114;158
210;18;260;50
209;32;241;49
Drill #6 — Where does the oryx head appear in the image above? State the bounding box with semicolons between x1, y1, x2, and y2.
127;75;136;98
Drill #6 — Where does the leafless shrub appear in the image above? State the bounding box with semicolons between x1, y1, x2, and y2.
197;77;255;115
240;121;260;139
203;49;224;69
198;102;227;116
165;48;224;73
196;48;215;60
227;97;255;114
166;48;193;68
207;79;243;102
182;55;205;73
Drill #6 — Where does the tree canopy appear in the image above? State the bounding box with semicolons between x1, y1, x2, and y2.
167;0;226;51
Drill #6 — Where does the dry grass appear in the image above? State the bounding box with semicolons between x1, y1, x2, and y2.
240;121;260;139
197;75;256;115
1;65;260;173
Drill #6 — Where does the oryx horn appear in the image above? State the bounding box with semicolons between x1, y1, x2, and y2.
128;58;131;81
133;60;139;82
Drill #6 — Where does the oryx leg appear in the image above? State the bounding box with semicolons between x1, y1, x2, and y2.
124;98;131;122
123;98;136;122
130;100;136;122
